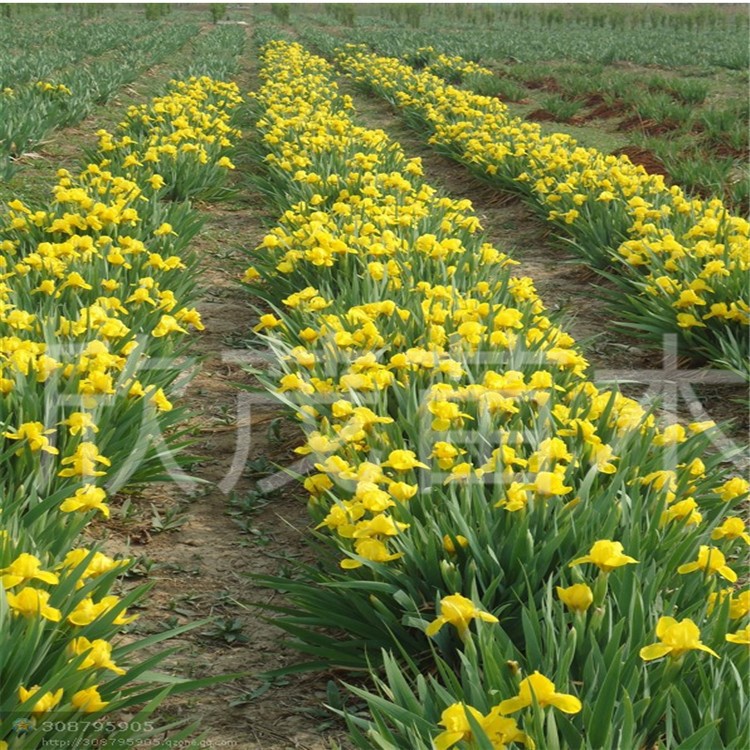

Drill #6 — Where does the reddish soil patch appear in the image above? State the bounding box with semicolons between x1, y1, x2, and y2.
526;108;561;122
586;101;628;120
585;93;606;107
612;146;671;178
525;75;560;92
712;142;749;159
618;115;682;135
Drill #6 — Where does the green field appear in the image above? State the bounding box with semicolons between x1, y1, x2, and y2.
0;4;748;749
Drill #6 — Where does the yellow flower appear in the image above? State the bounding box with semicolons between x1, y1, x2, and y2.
531;470;572;497
68;637;126;675
443;534;469;554
556;583;594;613
254;313;282;332
569;540;638;572
149;387;173;412
153;222;176;236
60;484;109;518
653;423;687;445
725;626;750;646
1;553;59;588
339;538;403;569
660;498;702;527
688;420;716;433
433;703;529;750
425;593;498;639
67;595;138;626
677;546;737;582
351;514;409;539
496;482;529;512
62;412;99;436
707;589;749;619
152;314;187;337
58;442;112;478
217;156;235;169
382;449;429;472
389;481;418;502
640;616;719;661
3;421;59;455
148;174;165;190
6;587;62;621
673;289;705;308
444;462;476;484
711;517;750;545
33;279;56;295
18;685;64;717
676;313;706;328
278;373;313;394
59;548;129;583
175;307;205;330
60;271;92;291
498;672;582;714
716;477;749;502
303;473;333;495
71;686;109;713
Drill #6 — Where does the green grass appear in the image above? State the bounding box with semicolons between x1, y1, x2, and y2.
0;33;211;208
540;93;584;121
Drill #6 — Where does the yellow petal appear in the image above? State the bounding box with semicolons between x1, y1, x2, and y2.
677;562;698;575
656;616;678;638
568;555;590;567
59;499;83;513
719;566;738;583
497;695;529;714
36;571;59;585
425;618;446;637
434;730;464;750
639;643;673;661
339;558;362;570
550;693;582;714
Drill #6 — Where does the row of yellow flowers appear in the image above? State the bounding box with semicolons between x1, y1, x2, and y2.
0;67;243;746
335;46;750;379
245;40;748;749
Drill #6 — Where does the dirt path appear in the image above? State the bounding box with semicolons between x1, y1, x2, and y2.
1;24;349;749
96;33;352;750
111;193;348;750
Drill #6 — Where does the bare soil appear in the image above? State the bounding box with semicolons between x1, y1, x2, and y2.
581;101;628;120
103;195;350;749
525;108;562;122
11;26;351;750
94;34;354;750
524;75;560;92
617;114;683;135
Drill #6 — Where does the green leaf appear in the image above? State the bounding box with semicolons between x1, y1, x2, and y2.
588;647;623;747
